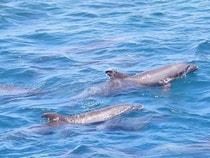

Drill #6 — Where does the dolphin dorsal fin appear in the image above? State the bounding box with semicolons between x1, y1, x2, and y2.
42;113;67;122
105;70;129;80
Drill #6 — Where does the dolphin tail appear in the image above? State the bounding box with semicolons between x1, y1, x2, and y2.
105;70;129;80
42;113;68;122
187;64;198;73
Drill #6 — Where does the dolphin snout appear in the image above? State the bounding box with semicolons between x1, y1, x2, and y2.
132;105;144;110
187;64;198;73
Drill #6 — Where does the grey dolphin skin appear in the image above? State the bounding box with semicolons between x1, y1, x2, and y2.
0;85;41;96
42;104;144;125
70;63;198;99
106;63;198;87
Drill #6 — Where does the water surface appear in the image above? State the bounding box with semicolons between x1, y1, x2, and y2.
0;0;210;157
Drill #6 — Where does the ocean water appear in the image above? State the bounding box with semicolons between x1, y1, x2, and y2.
0;0;210;157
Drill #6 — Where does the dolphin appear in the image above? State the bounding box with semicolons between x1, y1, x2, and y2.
71;63;198;99
42;104;144;125
105;62;198;87
0;85;41;97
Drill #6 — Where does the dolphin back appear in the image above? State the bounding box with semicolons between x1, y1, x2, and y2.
70;104;144;124
42;104;144;125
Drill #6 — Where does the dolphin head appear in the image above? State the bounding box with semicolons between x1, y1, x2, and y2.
186;64;198;73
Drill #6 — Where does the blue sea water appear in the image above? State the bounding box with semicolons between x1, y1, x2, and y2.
0;0;210;157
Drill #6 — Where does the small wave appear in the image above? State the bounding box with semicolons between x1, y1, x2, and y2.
69;12;98;18
194;40;210;61
68;144;92;155
196;40;210;52
151;12;165;17
1;4;48;22
0;16;15;29
64;144;133;158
